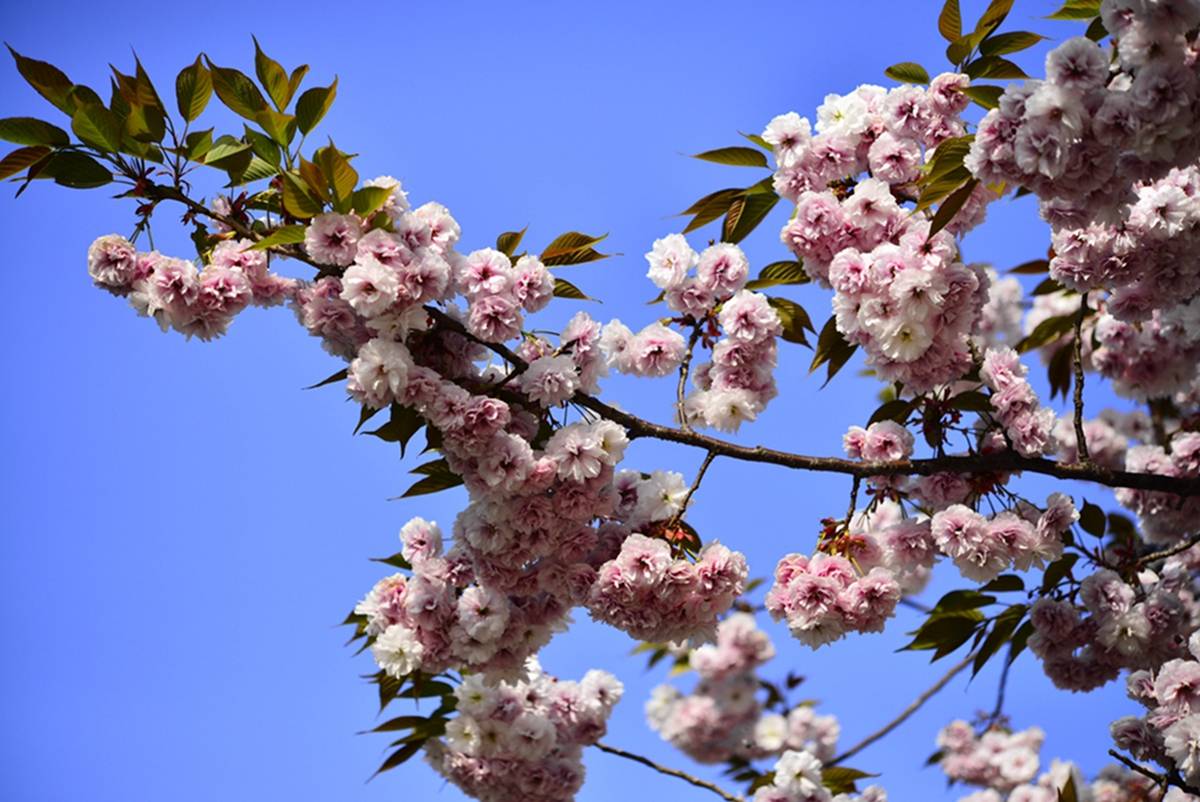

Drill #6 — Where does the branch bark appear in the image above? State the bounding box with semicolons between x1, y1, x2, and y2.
594;742;743;802
424;306;1200;498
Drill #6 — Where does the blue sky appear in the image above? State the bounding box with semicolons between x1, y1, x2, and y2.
0;2;1134;800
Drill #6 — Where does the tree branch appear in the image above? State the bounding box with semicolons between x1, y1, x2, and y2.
677;326;703;432
1072;293;1091;464
594;742;743;802
1135;533;1200;569
829;651;975;767
422;307;1200;498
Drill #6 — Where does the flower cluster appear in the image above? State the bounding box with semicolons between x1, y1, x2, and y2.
87;234;297;341
613;235;783;432
425;660;623;802
645;613;840;764
953;760;1167;802
979;346;1057;458
937;720;1044;791
930;496;1073;584
1115;432;1200;544
751;748;887;802
1028;562;1194;693
764;551;901;648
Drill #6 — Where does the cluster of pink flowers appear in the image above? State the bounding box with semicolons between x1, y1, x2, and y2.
841;500;937;594
86;234;296;340
645;613;840;764
587;534;747;643
937;720;1044;791
979;347;1057;458
425;659;622;802
1052;415;1128;470
611;235;783;432
764;551;901;648
751;748;887;802
1028;561;1194;693
1113;631;1200;790
1115;432;1200;544
953;760;1170;802
930;495;1073;583
1092;305;1200;402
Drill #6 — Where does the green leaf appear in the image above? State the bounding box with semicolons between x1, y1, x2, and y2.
681;187;742;233
973;604;1027;676
868;398;915;426
929;178;978;236
368;715;434;734
206;60;269;120
810;316;857;385
304;366;347;389
287;65;310;103
939;0;962;42
175;56;212;122
979;31;1046;57
1079;501;1107;537
722;191;779;244
365;404;425;457
7;46;75;114
902;611;984;658
37;151;111;188
401;460;464;498
295;77;337;135
1085;16;1109;41
965;56;1029;80
71;105;123;152
541;231;608;260
980;574;1025;593
0;117;69;147
370;551;412;570
281;171;324;218
183;128;213;160
1047;341;1073;400
767;297;814;347
1041;553;1079;593
313;142;358;209
496;227;527;258
1010;259;1049;274
961;84;1004;110
242;125;281;167
1017;313;1075;353
745;260;809;290
203;136;252;169
250;224;306;251
552;277;592;300
1047;0;1101;21
0;145;51;180
822;767;879;795
975;0;1016;36
371;740;424;778
1058;774;1079;802
741;131;772;151
352;186;393;217
933;589;996;613
885;62;931;84
254;108;295;148
692;146;769;168
948;390;991;412
252;36;292;110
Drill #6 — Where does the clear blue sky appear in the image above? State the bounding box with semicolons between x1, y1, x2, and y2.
0;2;1133;800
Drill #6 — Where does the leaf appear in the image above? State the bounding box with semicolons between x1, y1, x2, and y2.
767;297;814;346
0;117;69;147
885;62;931;84
541;231;608;260
1017;313;1075;353
810;316;857;386
250;224;306;251
975;0;1016;36
1010;259;1049;274
304;366;348;389
928;178;979;236
314;142;357;207
980;574;1025;592
1047;0;1101;21
902;611;984;657
174;56;212;122
961;84;1004;110
980;31;1046;57
1079;501;1107;537
822;767;879;795
1058;774;1079;802
1085;16;1109;41
401;460;464;498
7;46;75;113
1047;341;1073;400
242;125;281;167
352;185;392;217
965;56;1029;80
692;146;769;168
496;227;526;258
202;136;252;172
868;398;915;426
741;131;772;151
973;604;1027;676
295;77;337;135
371;740;423;778
948;390;991;412
933;589;996;613
368;715;431;734
37;151;111;188
681;187;743;233
745;260;809;290
939;0;962;42
254;108;294;148
552;277;592;301
365;404;425;457
722;191;779;244
281;171;324;218
0;145;50;180
206;60;269;120
252;36;291;110
71;105;123;152
1041;553;1079;593
370;551;412;570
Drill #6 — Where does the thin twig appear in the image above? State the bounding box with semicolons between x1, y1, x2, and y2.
422;306;1200;498
1072;293;1091;464
845;476;862;525
986;654;1013;726
676;326;703;432
594;742;743;802
670;450;717;525
829;651;976;766
899;597;933;614
1136;533;1200;569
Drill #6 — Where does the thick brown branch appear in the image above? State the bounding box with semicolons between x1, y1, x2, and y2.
829;651;975;767
594;742;743;802
423;307;1200;498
